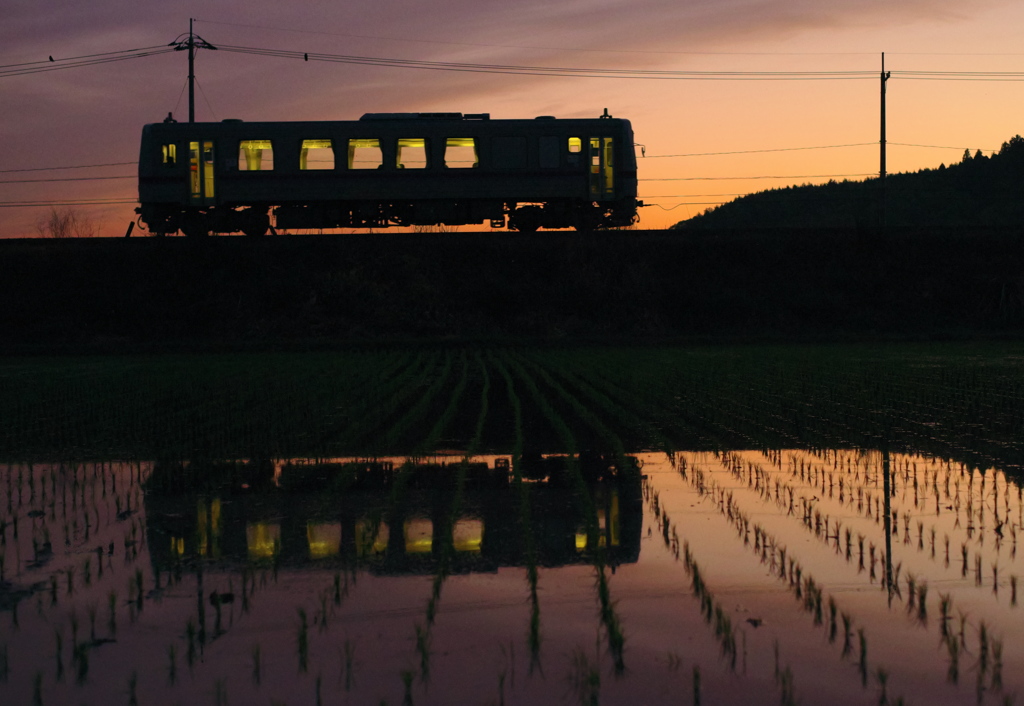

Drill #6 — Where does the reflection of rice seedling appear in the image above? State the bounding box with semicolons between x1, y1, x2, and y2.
32;671;42;706
566;648;600;706
128;670;138;706
876;667;889;705
297;608;310;673
917;583;928;623
74;642;88;684
414;623;431;682
401;668;415;706
991;638;1003;691
0;644;8;683
251;643;261;685
693;664;701;706
186;619;196;669
108;591;117;635
340;638;356;691
858;629;868;686
54;629;64;681
939;594;952;642
828;597;838;643
167;644;177;685
214;678;227;706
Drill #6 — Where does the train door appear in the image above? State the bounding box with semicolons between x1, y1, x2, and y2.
588;137;615;199
189;140;216;205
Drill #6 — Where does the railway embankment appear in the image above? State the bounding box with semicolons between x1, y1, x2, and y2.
1;227;1022;351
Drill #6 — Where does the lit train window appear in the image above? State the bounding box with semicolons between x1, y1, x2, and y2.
300;139;334;170
239;140;274;171
348;138;382;169
568;137;582;153
397;138;428;169
161;143;177;165
445;137;477;168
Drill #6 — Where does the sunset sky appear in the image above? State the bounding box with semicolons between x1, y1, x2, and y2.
4;0;1024;236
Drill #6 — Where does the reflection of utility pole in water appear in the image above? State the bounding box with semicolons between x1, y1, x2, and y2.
882;447;894;606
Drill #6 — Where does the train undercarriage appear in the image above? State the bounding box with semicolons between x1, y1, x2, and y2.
138;199;639;236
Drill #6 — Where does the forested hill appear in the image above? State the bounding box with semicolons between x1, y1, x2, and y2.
672;135;1024;230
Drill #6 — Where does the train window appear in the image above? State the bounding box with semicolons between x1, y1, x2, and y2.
161;143;177;166
397;138;428;169
348;138;382;169
239;140;274;171
445;137;477;168
539;136;559;168
568;137;582;153
300;139;334;170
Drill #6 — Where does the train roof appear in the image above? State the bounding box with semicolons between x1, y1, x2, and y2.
144;111;631;130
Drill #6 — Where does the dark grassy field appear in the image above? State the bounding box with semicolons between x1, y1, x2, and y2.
1;227;1023;350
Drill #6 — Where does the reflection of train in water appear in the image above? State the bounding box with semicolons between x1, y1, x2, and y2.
145;454;642;575
137;111;640;235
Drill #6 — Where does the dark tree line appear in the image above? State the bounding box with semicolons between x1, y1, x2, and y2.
673;135;1024;230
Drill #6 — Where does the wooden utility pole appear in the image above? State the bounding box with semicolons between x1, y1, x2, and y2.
880;53;891;227
171;19;216;123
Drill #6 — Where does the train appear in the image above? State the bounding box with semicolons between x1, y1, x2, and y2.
136;111;641;236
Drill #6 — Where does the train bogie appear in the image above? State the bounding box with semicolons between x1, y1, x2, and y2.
137;112;640;235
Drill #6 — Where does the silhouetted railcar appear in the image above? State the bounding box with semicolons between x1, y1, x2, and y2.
136;111;640;236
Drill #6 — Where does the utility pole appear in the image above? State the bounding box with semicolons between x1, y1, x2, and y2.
879;52;891;228
171;18;217;123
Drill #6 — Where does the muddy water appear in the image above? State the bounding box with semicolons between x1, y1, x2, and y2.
0;450;1019;705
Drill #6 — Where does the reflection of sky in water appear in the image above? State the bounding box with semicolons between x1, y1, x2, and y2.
0;451;1022;705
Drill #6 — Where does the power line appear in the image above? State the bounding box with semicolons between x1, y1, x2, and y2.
0;199;137;208
647;143;874;158
0;162;134;174
0;47;176;78
215;43;879;80
195;18;878;57
0;176;134;185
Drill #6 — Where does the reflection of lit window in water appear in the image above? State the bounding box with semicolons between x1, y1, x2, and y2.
197;497;222;557
307;522;342;559
171;537;185;556
355;519;388;556
453;518;483;553
247;523;281;559
405;518;433;554
576;491;621;551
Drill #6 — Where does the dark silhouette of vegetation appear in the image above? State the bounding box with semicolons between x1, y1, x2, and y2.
674;135;1024;229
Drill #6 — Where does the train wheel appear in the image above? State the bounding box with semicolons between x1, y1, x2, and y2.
510;205;541;233
242;217;269;237
181;213;209;238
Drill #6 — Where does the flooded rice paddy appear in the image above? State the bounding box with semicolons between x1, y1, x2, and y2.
0;344;1023;705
